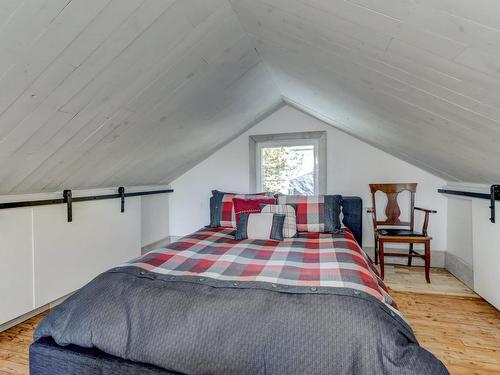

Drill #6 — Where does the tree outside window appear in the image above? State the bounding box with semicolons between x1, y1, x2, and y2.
261;145;314;195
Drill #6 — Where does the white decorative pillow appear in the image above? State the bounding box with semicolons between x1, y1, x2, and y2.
235;213;285;241
260;204;297;238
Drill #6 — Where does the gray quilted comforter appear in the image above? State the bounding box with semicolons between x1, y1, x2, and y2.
35;267;448;375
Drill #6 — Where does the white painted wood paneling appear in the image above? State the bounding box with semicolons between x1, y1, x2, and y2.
231;0;500;183
1;0;500;192
0;0;110;128
0;0;280;194
0;208;34;324
32;197;141;307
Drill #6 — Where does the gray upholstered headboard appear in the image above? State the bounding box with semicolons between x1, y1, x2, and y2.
341;196;363;246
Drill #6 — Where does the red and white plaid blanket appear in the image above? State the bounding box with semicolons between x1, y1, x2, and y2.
125;227;396;309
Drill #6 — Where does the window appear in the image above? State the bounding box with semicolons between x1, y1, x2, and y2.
250;132;326;195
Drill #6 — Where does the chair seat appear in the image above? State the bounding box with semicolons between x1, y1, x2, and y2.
377;229;425;237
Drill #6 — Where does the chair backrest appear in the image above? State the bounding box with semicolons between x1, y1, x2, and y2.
369;183;417;229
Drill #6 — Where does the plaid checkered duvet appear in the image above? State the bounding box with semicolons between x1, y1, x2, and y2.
125;227;396;309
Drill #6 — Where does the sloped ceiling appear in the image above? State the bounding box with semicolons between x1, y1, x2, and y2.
1;0;500;194
0;0;281;194
230;0;500;184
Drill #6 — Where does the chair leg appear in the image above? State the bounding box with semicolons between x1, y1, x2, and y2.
374;235;379;265
424;240;431;283
379;240;385;280
407;243;413;267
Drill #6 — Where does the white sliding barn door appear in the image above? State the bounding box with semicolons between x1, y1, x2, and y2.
472;200;500;310
0;192;142;326
33;197;141;307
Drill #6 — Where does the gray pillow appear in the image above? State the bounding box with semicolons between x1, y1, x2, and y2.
324;195;343;232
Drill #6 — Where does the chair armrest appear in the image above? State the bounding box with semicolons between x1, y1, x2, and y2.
415;207;437;214
414;207;436;236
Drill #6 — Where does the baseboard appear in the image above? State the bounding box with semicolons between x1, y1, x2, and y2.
362;246;445;268
0;293;71;333
445;253;474;289
141;236;181;254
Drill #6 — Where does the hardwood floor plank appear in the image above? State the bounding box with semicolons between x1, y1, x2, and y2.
391;290;500;374
383;264;478;297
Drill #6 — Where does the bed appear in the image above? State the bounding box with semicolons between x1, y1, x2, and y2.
30;197;448;374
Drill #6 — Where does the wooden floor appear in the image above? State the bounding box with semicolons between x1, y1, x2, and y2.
0;312;47;375
383;264;478;297
383;266;500;375
0;266;499;375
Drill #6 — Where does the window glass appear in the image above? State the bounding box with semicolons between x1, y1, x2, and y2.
258;141;318;195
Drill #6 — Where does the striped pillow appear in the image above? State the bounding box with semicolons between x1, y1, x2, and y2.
277;195;342;233
235;213;285;241
260;204;297;238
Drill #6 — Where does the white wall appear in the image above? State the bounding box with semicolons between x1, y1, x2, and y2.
0;188;141;325
170;105;447;251
141;193;170;246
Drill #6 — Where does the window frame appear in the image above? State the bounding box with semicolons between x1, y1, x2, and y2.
249;131;327;195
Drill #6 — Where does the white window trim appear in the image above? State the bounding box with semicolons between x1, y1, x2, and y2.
249;131;326;194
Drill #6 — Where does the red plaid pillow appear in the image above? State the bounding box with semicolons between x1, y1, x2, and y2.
220;193;273;227
232;198;276;224
277;195;325;232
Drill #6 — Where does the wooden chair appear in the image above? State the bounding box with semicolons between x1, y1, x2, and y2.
369;183;436;283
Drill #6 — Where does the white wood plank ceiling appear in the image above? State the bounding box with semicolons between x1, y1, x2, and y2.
231;0;500;183
0;0;281;194
1;0;500;194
